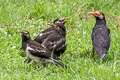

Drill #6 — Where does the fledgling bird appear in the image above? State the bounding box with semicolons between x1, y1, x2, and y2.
34;17;69;44
23;18;69;63
88;12;111;60
21;31;67;69
41;23;67;57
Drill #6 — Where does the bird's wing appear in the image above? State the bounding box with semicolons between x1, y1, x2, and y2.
92;27;110;50
41;33;66;52
27;44;58;59
53;38;66;51
103;28;110;50
34;28;55;44
27;44;51;58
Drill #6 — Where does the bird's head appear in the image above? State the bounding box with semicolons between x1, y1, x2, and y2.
47;23;66;36
21;31;30;40
54;17;69;24
88;12;105;20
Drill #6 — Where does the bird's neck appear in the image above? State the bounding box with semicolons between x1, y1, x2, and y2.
54;23;66;37
22;36;31;41
59;26;66;37
96;18;106;26
22;37;31;50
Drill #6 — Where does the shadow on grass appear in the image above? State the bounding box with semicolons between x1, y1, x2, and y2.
71;49;115;64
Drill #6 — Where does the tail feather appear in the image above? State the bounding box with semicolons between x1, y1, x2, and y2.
53;59;67;68
98;53;106;60
96;48;107;60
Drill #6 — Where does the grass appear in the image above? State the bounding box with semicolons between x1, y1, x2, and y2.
0;0;120;80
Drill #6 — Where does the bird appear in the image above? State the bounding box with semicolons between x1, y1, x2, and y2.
21;30;67;69
22;18;69;63
88;12;111;60
34;17;68;57
34;17;69;44
41;23;67;57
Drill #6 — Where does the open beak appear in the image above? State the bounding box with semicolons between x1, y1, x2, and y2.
20;31;24;34
88;12;101;17
47;23;59;30
60;17;69;23
20;31;28;35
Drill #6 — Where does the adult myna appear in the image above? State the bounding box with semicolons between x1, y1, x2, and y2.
88;12;111;60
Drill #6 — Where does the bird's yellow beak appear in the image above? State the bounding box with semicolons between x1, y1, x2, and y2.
20;31;28;35
59;17;69;23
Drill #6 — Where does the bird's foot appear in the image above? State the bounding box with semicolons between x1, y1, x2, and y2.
40;64;46;70
24;57;32;64
20;47;23;50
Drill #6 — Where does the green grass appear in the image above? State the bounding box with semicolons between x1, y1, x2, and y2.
0;0;120;80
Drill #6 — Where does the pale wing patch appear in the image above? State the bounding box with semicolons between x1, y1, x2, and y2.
39;33;43;37
36;47;47;53
41;44;46;48
57;43;66;51
54;38;66;50
39;31;54;37
26;44;35;51
54;38;64;44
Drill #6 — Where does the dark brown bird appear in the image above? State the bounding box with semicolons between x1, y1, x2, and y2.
41;23;67;57
89;12;111;60
21;31;67;69
34;17;69;44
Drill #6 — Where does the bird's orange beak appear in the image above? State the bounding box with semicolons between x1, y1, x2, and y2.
88;12;102;17
47;23;59;30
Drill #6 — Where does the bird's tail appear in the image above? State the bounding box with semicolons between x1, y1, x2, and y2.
98;48;107;60
99;53;106;60
52;59;67;68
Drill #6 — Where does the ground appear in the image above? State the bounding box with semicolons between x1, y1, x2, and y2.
0;0;120;80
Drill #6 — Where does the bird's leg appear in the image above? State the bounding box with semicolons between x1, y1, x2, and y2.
24;57;32;64
53;59;67;69
20;47;22;50
92;48;95;57
40;64;46;70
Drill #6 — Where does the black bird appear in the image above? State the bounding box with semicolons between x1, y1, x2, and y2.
21;31;67;69
34;17;68;44
41;23;67;57
88;12;111;60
